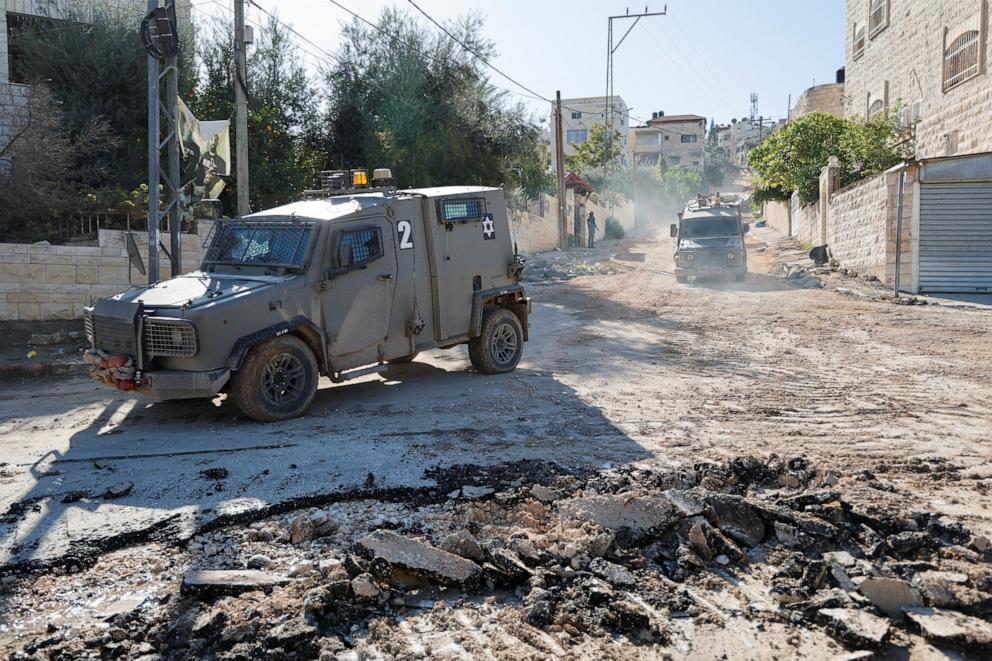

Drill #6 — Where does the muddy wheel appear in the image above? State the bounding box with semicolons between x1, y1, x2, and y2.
230;335;318;422
388;352;419;364
469;308;523;374
676;276;688;284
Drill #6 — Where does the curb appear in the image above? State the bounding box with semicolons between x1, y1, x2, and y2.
0;360;87;381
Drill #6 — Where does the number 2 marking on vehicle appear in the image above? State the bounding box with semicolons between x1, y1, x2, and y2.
397;220;414;250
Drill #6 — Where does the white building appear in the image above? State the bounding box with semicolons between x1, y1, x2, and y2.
629;112;706;173
551;95;628;171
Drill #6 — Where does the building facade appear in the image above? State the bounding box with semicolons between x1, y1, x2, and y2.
844;0;992;158
789;82;846;121
629;112;706;173
551;95;628;171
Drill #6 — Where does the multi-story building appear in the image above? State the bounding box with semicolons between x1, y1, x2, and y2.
844;0;992;158
552;95;628;171
629;112;706;173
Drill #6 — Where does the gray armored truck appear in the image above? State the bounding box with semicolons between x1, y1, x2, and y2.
670;196;749;283
84;175;529;421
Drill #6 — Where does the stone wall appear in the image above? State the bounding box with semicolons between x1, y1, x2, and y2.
762;200;792;236
790;83;845;120
792;194;820;248
845;0;992;159
884;164;917;289
0;224;211;321
825;173;889;278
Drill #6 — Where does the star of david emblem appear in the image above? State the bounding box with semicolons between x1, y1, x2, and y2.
482;214;496;240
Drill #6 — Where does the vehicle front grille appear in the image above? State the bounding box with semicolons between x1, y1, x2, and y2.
143;319;198;358
693;251;726;267
91;314;137;355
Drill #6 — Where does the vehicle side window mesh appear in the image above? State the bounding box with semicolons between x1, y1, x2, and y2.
340;228;382;265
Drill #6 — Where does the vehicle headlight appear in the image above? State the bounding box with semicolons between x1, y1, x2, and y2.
684;252;694;262
143;318;198;357
727;251;738;260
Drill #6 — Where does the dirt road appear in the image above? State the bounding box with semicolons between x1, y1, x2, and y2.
2;227;991;658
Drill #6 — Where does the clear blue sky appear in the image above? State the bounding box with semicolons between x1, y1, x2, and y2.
195;0;845;127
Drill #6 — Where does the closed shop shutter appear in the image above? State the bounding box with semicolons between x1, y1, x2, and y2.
918;182;992;293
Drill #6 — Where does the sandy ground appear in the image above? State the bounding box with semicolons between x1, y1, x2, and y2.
1;226;991;659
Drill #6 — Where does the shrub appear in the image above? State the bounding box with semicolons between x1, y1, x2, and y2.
604;217;625;240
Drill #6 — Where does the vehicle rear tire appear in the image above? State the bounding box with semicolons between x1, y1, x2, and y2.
230;335;318;422
468;308;524;375
676;276;688;284
388;352;419;364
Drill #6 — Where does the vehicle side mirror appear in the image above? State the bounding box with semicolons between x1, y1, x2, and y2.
742;223;750;234
338;244;352;268
670;224;678;238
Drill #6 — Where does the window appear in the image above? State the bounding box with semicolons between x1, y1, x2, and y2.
681;134;698;143
943;28;981;91
204;221;314;268
566;128;588;144
440;198;485;222
339;228;383;266
692;161;700;167
638;133;660;146
867;99;885;117
853;22;866;59
570;112;582;119
868;0;888;38
664;135;670;141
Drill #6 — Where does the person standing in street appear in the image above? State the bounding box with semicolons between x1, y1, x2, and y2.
586;211;598;249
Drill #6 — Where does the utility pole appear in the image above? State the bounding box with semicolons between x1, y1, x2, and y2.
554;91;568;251
143;1;182;282
604;6;666;173
234;0;250;217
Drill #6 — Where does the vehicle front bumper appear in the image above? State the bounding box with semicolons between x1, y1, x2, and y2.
135;367;231;400
675;264;747;279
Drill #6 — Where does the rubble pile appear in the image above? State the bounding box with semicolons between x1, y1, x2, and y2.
521;251;618;283
3;456;991;659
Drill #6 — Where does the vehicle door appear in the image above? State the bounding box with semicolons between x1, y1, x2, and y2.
321;217;398;361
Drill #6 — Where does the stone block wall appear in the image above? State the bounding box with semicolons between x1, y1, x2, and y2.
762;200;792;236
825;173;889;278
845;0;992;159
0;223;211;321
792;193;820;248
884;164;918;289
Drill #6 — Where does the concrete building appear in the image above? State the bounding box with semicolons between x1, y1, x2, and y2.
844;0;992;158
629;112;706;172
789;80;846;121
551;95;628;171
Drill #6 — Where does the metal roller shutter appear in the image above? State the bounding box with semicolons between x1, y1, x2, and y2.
918;182;992;293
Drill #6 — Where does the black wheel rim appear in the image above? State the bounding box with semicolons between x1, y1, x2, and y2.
490;322;518;366
262;353;306;407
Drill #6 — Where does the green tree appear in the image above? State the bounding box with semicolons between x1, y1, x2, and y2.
322;8;544;194
704;143;733;189
748;112;903;206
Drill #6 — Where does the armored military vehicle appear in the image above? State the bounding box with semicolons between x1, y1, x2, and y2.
84;170;529;421
670;195;749;283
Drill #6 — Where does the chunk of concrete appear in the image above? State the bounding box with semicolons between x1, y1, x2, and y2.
439;530;485;562
817;608;891;648
588;557;637;587
705;494;765;547
557;491;686;532
912;571;991;614
357;530;481;588
858;577;922;620
903;607;992;648
181;569;291;599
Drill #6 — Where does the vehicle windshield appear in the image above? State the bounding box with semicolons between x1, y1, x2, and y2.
203;220;314;268
681;217;740;238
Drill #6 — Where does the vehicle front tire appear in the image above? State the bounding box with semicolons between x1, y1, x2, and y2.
468;308;524;375
230;335;318;422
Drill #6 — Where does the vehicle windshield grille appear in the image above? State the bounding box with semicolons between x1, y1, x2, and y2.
682;218;739;238
203;221;313;268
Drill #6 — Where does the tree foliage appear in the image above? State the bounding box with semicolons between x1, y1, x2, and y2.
748;112;904;206
322;8;548;198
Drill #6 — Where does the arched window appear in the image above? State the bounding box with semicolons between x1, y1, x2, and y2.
944;30;980;90
868;99;885;118
853;22;866;59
